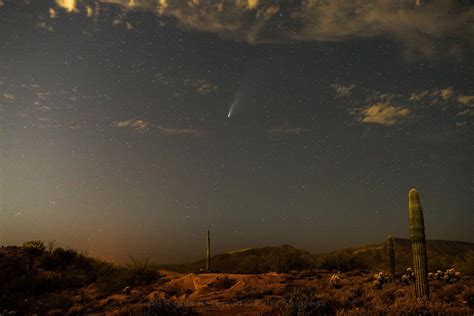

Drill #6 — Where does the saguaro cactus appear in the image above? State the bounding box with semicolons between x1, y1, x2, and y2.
387;235;396;280
408;189;429;300
206;229;211;272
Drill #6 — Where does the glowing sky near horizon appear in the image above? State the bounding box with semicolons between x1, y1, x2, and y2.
0;0;473;264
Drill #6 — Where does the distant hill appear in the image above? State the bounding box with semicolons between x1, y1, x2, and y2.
158;239;474;275
158;244;315;274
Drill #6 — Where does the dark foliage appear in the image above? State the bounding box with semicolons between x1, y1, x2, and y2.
319;253;368;272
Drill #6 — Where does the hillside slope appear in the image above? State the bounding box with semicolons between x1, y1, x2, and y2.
321;238;474;274
158;239;474;274
158;244;316;274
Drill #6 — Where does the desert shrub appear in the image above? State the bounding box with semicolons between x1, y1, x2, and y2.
380;288;396;306
272;252;315;273
238;254;272;274
94;263;130;295
319;253;367;272
297;269;321;279
35;292;73;314
281;287;333;316
208;276;236;290
95;256;162;295
22;240;46;256
345;269;364;277
42;247;80;271
440;284;464;303
0;253;28;282
463;288;474;308
127;255;162;286
348;286;367;307
463;256;474;275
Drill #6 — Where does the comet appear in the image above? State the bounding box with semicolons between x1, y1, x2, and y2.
227;82;246;118
226;58;262;118
227;99;237;118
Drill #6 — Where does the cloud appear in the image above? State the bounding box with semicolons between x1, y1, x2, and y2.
112;119;150;132
409;90;430;102
269;127;310;135
3;93;15;100
408;87;468;106
340;84;473;128
457;95;474;106
40;0;473;58
158;126;204;137
89;0;472;58
185;79;218;95
456;108;474;117
433;87;454;101
331;84;354;97
49;8;57;18
112;118;203;136
56;0;78;13
356;103;412;126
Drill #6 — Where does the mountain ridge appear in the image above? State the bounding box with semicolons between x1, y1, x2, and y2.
157;238;474;274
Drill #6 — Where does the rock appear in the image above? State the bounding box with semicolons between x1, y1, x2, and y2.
146;290;169;301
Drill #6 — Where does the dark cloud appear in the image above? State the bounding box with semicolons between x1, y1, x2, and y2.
73;0;474;58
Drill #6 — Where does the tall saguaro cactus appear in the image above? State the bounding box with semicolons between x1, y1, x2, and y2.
206;229;211;272
387;235;396;280
408;189;429;300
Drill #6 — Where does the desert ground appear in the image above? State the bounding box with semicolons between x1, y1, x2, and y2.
2;240;474;315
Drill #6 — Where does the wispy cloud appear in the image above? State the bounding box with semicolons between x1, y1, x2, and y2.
3;92;15;100
269;127;310;136
112;118;203;136
433;87;454;101
355;103;412;126
158;126;204;137
77;0;473;59
457;95;474;106
331;84;354;97
185;79;218;95
112;119;150;132
20;0;469;59
344;84;473;128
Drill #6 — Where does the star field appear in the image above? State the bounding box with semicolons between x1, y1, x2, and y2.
0;0;473;264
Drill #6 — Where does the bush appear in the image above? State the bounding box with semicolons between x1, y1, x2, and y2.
319;253;367;272
281;287;333;316
127;255;162;286
22;240;46;256
272;252;315;273
94;264;130;295
42;247;80;271
463;288;474;308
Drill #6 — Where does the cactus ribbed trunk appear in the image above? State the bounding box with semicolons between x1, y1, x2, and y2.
408;189;429;300
206;230;211;272
388;235;396;280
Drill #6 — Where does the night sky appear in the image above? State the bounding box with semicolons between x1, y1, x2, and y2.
1;0;473;264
